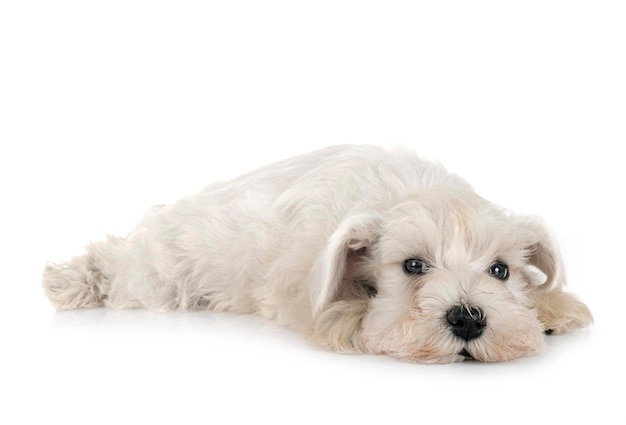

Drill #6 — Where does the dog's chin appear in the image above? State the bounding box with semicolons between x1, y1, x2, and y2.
390;340;541;364
389;345;470;364
398;352;468;364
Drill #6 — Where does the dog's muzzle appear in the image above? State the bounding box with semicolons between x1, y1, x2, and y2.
446;305;485;341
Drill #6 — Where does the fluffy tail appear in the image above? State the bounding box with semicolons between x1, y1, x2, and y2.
42;236;123;310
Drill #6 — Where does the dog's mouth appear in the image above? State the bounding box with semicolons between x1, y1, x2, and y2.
458;348;474;361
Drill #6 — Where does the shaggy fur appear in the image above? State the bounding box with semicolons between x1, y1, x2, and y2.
43;145;592;363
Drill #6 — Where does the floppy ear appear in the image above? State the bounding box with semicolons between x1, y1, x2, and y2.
520;217;566;290
310;213;382;316
519;217;593;333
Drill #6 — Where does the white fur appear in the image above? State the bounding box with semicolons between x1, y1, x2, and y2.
43;145;592;363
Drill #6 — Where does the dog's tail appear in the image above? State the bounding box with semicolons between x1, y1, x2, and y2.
42;236;124;310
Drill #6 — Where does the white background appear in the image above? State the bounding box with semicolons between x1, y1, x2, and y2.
1;1;624;424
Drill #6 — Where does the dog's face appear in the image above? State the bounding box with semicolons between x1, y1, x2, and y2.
311;187;571;363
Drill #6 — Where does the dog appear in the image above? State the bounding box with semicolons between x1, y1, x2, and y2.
43;145;592;363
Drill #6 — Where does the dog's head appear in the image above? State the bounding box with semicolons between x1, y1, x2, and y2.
310;186;570;363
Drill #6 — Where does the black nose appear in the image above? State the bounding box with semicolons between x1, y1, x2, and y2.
446;305;486;341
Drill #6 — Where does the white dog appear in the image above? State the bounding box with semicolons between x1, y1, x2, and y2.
43;145;592;363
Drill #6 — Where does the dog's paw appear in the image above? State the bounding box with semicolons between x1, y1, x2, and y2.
535;290;593;335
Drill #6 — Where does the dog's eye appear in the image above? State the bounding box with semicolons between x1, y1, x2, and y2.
403;258;428;275
488;262;509;281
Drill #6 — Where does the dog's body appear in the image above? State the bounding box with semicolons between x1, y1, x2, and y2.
43;145;592;363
